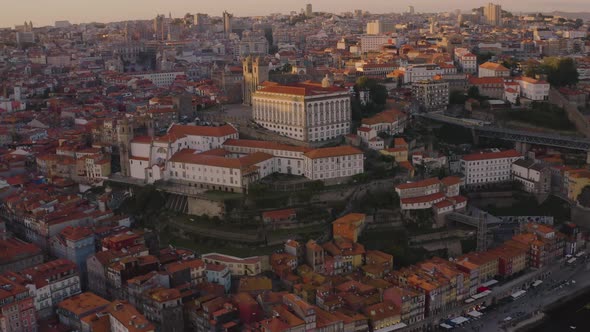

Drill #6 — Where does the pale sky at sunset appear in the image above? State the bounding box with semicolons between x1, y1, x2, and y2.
1;0;589;27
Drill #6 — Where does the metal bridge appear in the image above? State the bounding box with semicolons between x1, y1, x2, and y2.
446;207;505;252
417;112;590;151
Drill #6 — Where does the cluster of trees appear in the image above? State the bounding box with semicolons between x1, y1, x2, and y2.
525;57;579;87
355;77;388;105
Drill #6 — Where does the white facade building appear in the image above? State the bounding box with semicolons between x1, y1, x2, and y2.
461;149;523;186
303;146;364;181
359;35;392;53
412;79;450;112
511;159;551;194
399;64;444;84
252;81;351;142
130;71;185;87
514;77;550;101
454;48;477;74
21;259;81;319
128;124;239;183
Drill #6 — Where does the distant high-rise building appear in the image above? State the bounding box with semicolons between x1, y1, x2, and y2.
306;4;313;17
366;20;395;35
408;6;415;15
484;3;502;26
223;11;233;37
354;9;363;18
153;14;167;40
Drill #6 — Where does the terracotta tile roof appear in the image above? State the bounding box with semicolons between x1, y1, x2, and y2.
223;139;309;153
60;226;93;241
479;62;509;71
433;199;454;209
361;109;406;126
400;192;446;204
515;76;549;85
468;77;504;85
57;292;110;317
462;149;521;161
303;146;362;159
441;176;461;186
107;300;154;332
168;149;272;169
395;177;440;190
167;124;237;138
262;208;296;221
257;82;347;97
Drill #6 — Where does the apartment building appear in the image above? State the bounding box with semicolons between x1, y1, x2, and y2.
57;292;110;330
454;48;477;74
461;149;523;186
412;78;450;112
399;64;444;84
202;253;265;276
18;259;81;319
0;274;37;332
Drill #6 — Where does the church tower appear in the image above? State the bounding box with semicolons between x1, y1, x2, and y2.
117;118;133;177
242;56;268;105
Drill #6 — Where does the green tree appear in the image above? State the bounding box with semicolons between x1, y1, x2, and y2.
467;86;480;99
542;57;579;87
373;84;388;105
450;90;467;104
476;52;494;65
355;77;387;105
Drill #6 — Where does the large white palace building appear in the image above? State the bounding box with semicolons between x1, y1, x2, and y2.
252;80;352;143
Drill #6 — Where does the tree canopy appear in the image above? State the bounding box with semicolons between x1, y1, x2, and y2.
525;57;579;87
355;77;388;105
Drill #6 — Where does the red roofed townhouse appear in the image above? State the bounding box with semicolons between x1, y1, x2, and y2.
97;300;155;332
49;226;95;281
202;253;265;276
282;293;316;330
57;292;110;330
0;273;36;332
332;213;366;243
461;149;523;187
305;240;325;273
142;287;184;331
362;301;403;331
252;81;351;143
18;259;81;319
0;237;43;273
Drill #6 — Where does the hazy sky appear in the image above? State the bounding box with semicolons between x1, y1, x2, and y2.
1;0;589;27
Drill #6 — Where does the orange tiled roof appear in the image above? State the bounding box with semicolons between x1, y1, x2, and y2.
462;149;521;161
304;146;362;159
